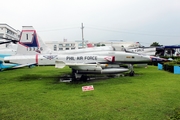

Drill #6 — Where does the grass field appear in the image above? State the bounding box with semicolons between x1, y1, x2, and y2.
0;65;180;120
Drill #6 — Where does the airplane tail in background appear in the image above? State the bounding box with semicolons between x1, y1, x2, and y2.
87;43;93;48
16;26;52;55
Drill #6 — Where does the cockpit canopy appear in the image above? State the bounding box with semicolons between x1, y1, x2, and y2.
112;45;126;51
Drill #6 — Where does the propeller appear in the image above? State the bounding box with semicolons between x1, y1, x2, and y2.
0;37;19;45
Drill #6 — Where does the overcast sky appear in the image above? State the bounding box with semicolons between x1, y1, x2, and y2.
1;0;180;46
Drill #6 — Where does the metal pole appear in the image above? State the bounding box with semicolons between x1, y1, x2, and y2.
81;23;84;48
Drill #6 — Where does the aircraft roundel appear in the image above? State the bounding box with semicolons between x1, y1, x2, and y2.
104;56;115;62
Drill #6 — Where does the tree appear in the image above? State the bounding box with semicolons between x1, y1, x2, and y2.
150;42;161;47
96;43;100;47
96;43;106;47
101;44;105;46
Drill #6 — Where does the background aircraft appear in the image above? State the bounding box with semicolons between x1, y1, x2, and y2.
87;42;157;56
0;38;19;70
0;37;18;55
126;47;156;56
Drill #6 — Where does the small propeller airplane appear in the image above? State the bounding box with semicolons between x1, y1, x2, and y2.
1;26;167;81
0;37;19;45
0;37;19;70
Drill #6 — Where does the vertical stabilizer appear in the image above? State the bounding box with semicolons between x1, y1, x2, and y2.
16;26;51;55
87;43;93;48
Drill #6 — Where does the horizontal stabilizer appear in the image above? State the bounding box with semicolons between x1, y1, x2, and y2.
13;63;36;68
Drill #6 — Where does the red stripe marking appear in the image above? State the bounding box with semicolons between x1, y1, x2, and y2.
36;54;38;65
112;56;115;62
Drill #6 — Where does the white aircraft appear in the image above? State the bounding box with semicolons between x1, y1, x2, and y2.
88;42;157;56
0;37;18;55
126;47;157;56
0;45;17;56
1;26;166;81
0;38;18;70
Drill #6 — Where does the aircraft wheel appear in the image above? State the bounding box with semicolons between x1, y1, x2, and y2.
71;69;77;81
29;65;32;68
129;71;134;76
80;75;88;82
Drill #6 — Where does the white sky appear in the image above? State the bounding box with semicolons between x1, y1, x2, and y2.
1;0;180;46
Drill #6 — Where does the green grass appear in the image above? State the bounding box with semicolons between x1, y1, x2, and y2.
0;66;180;120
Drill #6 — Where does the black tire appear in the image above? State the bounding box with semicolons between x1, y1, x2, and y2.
80;75;88;82
129;71;134;76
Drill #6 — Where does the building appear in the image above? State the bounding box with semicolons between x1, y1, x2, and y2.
75;40;89;49
97;41;142;48
0;23;20;49
45;40;78;51
45;39;91;51
45;40;144;51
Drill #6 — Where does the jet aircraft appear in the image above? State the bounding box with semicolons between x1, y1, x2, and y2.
87;42;157;56
1;26;166;81
126;47;156;56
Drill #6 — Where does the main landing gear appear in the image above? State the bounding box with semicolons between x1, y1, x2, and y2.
71;69;89;82
128;64;135;76
66;66;135;83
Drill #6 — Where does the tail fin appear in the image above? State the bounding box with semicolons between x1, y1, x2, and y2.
87;43;93;48
16;26;51;55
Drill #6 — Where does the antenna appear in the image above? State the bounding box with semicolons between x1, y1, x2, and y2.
81;23;84;48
